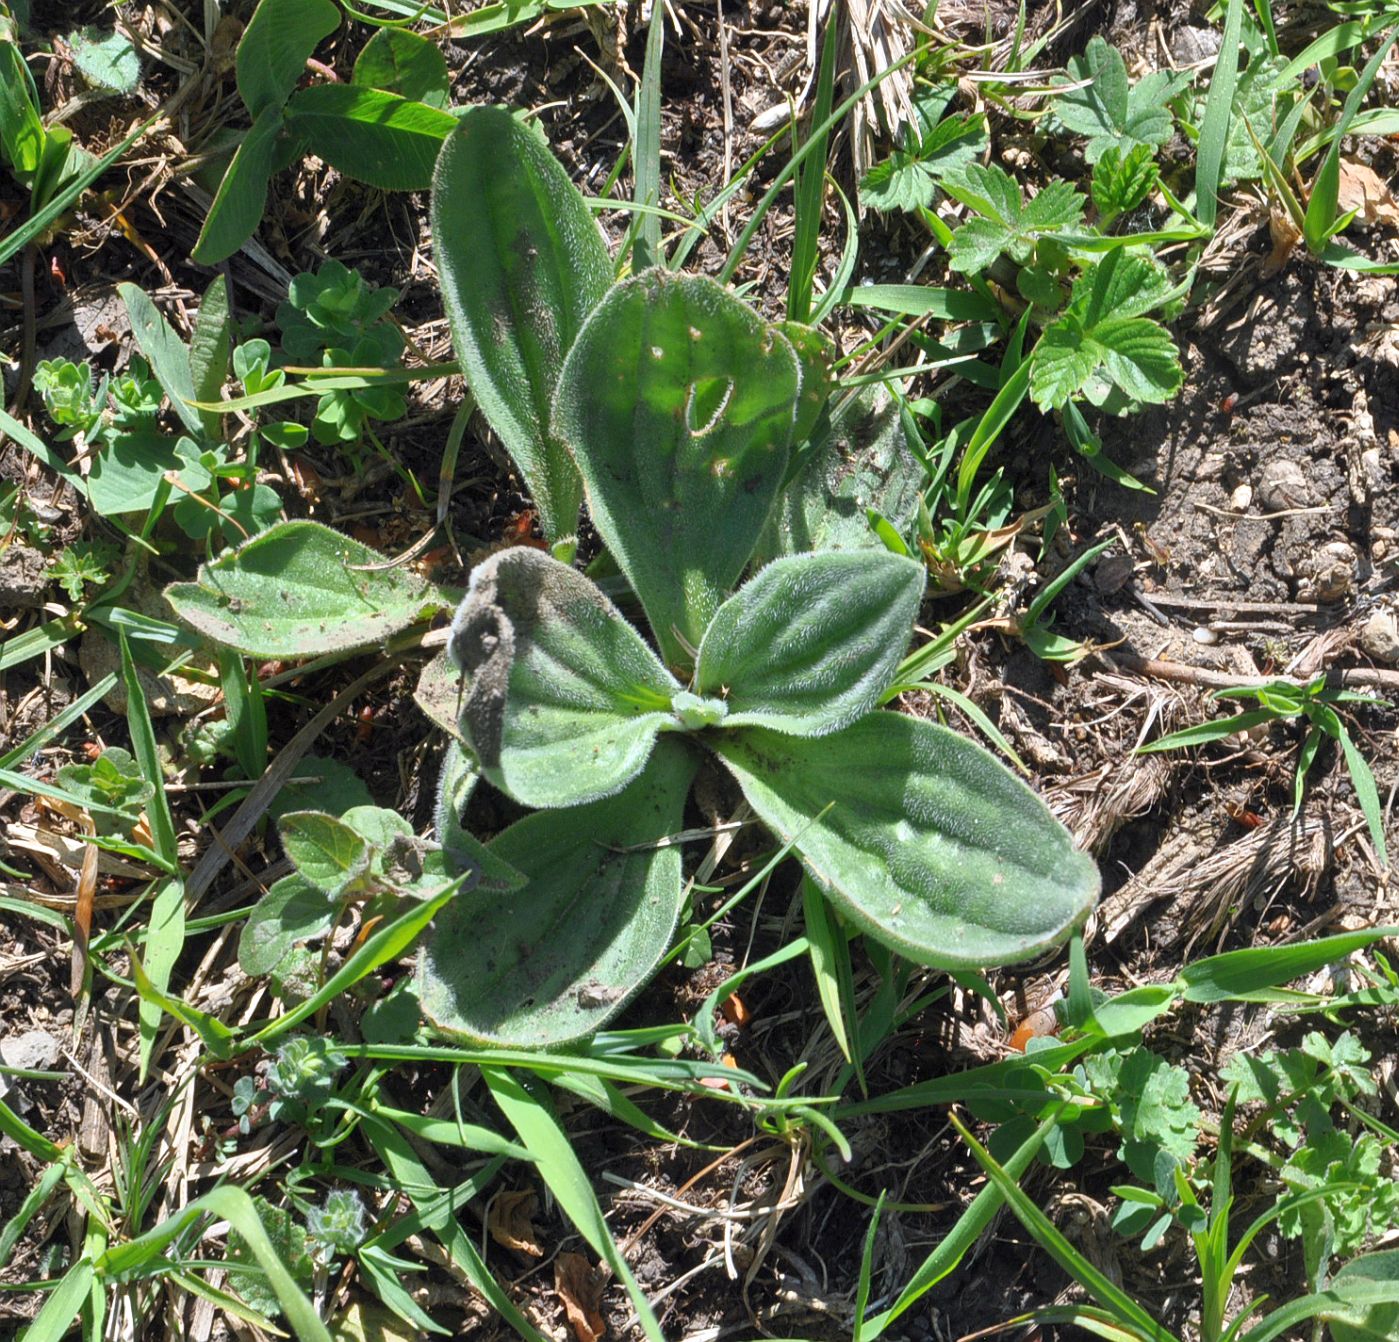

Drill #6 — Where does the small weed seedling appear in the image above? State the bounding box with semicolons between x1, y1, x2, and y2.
1139;673;1389;865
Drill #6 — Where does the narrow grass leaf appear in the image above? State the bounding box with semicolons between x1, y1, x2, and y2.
1178;926;1399;1002
482;1067;667;1342
631;4;663;269
803;876;854;1063
1196;0;1244;229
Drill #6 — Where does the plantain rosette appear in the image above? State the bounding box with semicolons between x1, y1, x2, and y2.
418;270;1100;1049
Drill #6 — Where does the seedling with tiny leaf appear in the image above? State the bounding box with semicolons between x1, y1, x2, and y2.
1139;673;1389;866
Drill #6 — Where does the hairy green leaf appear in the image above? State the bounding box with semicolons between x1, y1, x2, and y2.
119;282;200;435
696;550;924;735
756;387;923;562
554;269;802;667
67;26;140;95
239;873;337;976
448;546;680;808
713;714;1099;967
419;739;697;1046
1090;143;1159;224
164;520;445;657
189;274;232;438
1330;1249;1399;1342
285;84;455;189
278;810;371;896
236;0;339;118
432;107;612;544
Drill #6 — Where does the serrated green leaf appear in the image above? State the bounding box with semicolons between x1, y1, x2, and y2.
860;152;938;213
164;520;446;657
433;107;612;545
1095;318;1184;403
236;0;340;119
285;84;455;190
448;546;680;809
419;739;697;1046
946;165;1084;273
553;269;802;667
1090;143;1159;222
696;550;924;735
1051;36;1185;163
712;713;1099;968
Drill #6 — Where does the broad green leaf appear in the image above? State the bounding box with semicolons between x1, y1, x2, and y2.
192;103;285;265
432;107;611;544
119;281;200;435
775;320;834;448
238;873;337;976
189;274;232;439
448;546;679;808
1050;36;1187;163
87;431;210;516
285;84;455;189
352;27;450;107
236;0;339;118
756;386;923;562
164;520;446;657
696;550;924;735
67;26;140;94
278;810;371;896
419;739;697;1046
1330;1249;1399;1342
553;269;803;667
712;714;1099;968
1030;253;1182;411
945;164;1084;272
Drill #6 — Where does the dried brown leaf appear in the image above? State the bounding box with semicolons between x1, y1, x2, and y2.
487;1187;542;1257
554;1251;606;1342
1336;159;1399;228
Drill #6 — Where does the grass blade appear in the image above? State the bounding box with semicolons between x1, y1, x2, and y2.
631;4;663;271
1196;0;1244;229
482;1066;667;1342
788;9;838;322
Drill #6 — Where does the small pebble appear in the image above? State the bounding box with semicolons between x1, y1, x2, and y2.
1193;626;1219;645
1230;484;1253;511
1361;607;1399;663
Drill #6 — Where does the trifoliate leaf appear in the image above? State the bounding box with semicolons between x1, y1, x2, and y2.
945;164;1085;273
1050;36;1188;163
860;111;987;214
1030;252;1182;410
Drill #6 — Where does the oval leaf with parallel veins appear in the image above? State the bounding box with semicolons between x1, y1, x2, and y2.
449;546;681;809
418;738;697;1047
432;107;612;546
695;550;924;736
553;269;803;668
712;713;1099;968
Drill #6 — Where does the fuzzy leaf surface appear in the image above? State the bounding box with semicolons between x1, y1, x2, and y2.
713;714;1099;967
238;873;337;976
192;104;284;265
696;551;924;735
432;107;611;543
351;27;450;107
164;520;445;656
448;546;680;809
278;810;371;897
756;387;922;562
553;269;802;667
418;739;696;1047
